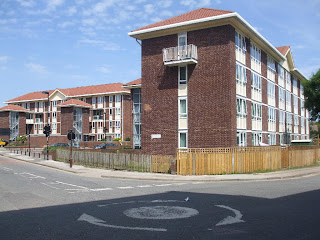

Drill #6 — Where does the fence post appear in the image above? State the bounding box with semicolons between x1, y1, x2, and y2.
239;150;242;173
232;152;235;173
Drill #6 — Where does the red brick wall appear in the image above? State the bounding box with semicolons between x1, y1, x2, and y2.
82;108;90;135
28;135;69;148
19;112;26;136
0;111;10;142
141;24;237;155
60;107;73;135
123;94;133;144
188;25;237;148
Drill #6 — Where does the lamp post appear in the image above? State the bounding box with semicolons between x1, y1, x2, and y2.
42;91;50;160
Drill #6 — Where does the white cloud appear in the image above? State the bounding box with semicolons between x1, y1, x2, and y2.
82;18;97;26
77;39;123;51
97;65;111;74
25;62;48;74
144;4;155;14
299;64;320;79
180;0;211;7
47;0;64;11
66;6;77;16
157;0;173;8
0;56;9;63
84;0;116;16
16;0;36;7
65;64;79;69
0;19;17;24
58;21;76;28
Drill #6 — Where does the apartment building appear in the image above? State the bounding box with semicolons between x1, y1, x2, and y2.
128;8;309;155
0;83;132;144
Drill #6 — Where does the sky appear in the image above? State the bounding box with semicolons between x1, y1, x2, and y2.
0;0;319;107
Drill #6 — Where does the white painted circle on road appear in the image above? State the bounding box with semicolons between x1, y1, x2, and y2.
124;206;199;220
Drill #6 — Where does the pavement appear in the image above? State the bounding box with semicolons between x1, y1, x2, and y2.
1;147;320;182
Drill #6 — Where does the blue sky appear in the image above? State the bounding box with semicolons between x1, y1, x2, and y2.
0;0;319;107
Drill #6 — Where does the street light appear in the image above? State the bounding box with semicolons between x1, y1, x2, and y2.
42;91;50;160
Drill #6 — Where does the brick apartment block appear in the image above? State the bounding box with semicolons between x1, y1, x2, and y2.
128;8;310;155
0;8;310;154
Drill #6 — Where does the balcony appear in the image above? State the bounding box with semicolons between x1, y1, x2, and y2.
163;44;198;67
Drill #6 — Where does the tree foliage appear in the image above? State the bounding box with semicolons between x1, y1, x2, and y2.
302;68;320;121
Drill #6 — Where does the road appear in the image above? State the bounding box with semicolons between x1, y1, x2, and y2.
1;154;320;240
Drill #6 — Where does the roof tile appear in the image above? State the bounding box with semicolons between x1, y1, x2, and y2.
131;8;234;32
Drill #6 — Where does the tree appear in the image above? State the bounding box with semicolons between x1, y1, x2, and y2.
302;68;320;121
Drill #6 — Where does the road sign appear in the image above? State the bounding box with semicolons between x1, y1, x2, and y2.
67;131;76;140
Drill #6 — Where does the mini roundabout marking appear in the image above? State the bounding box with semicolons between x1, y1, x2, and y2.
77;199;245;232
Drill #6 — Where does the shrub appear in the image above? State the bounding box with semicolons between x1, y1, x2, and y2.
125;137;131;141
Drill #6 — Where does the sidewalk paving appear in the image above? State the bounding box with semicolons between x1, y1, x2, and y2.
1;148;320;182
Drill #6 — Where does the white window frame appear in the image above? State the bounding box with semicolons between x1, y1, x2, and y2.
179;97;187;119
237;131;247;147
179;131;188;148
179;66;187;85
115;95;121;103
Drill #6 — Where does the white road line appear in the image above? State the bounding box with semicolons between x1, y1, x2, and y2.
117;186;134;189
41;182;60;189
89;188;113;192
1;167;13;171
191;182;204;185
55;181;88;189
137;185;152;188
20;172;46;179
173;183;187;186
154;184;172;187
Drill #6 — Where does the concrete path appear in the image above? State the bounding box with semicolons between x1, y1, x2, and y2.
1;147;320;181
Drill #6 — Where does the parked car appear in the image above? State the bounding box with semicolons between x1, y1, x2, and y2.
50;143;69;147
94;143;117;149
0;138;8;147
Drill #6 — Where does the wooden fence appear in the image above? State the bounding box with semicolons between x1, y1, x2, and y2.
55;149;172;173
177;146;320;175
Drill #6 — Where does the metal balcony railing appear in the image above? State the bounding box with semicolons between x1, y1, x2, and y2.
163;44;198;66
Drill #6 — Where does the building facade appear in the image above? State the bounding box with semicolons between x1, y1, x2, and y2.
0;8;310;155
0;83;133;144
129;8;309;155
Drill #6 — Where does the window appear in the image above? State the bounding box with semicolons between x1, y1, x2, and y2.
52;101;57;108
250;43;261;73
251;73;261;92
179;132;187;148
22;103;26;108
52;123;57;130
236;98;247;118
300;85;304;97
109;121;113;129
52;112;57;120
267;81;275;99
293;77;298;94
294;115;299;127
267;56;276;82
251;103;262;121
98;96;103;104
236;64;246;85
286;113;293;131
268;107;276;123
235;31;246;51
115;95;121;103
286;71;291;89
179;98;187;118
268;134;276;145
92;97;96;106
109;108;113;115
109;96;113;103
252;132;262;146
179;66;187;84
39;102;44;111
293;96;298;113
115;121;121;129
27;103;30;109
115;107;121;115
235;31;246;64
278;65;285;87
279;111;285;127
82;98;86;103
279;87;285;103
301;99;305;116
237;132;247;147
286;91;291;105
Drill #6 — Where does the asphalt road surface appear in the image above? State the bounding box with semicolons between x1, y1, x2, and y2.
1;155;320;240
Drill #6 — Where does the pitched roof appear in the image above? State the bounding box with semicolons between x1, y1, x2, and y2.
276;46;290;56
0;105;29;112
131;8;234;32
124;78;141;86
6;90;54;103
6;83;130;103
58;83;129;97
57;99;92;108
